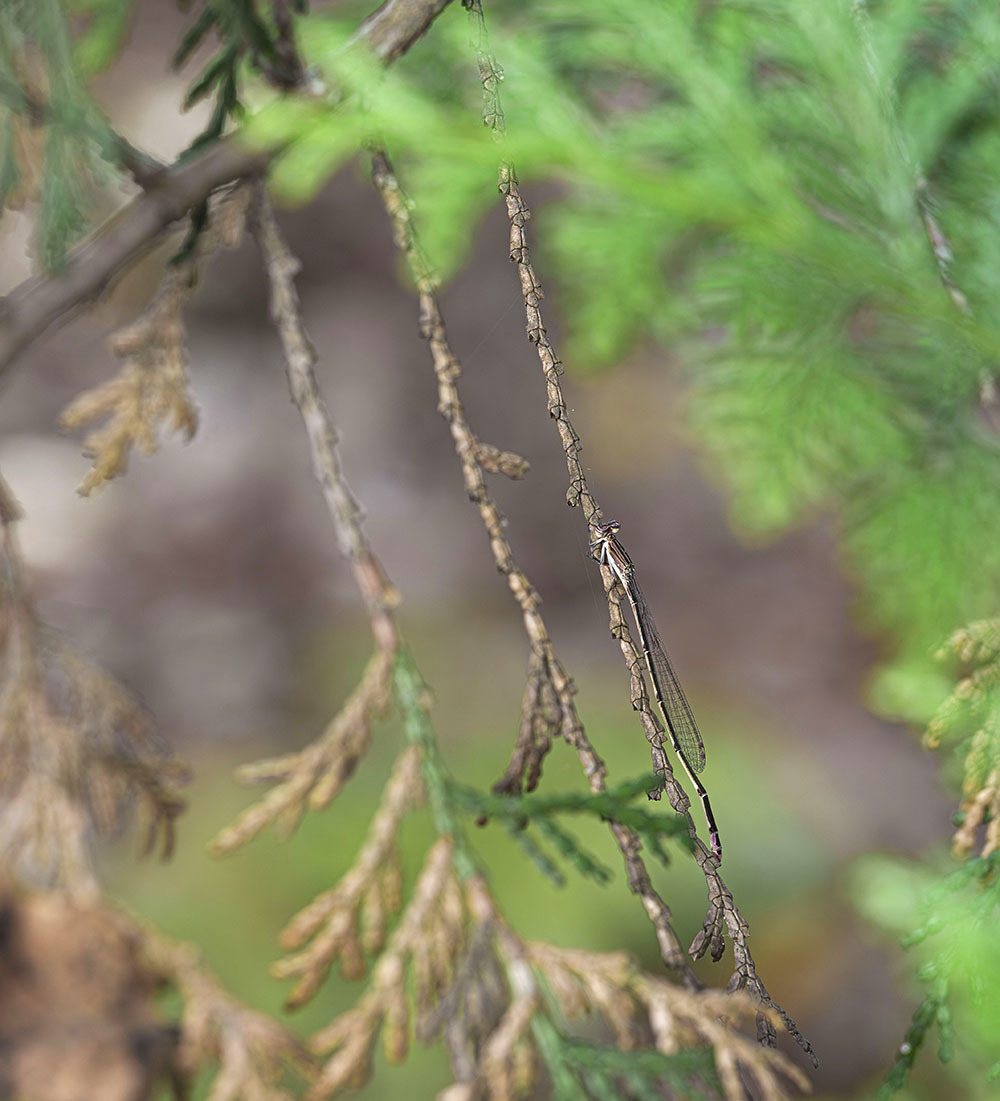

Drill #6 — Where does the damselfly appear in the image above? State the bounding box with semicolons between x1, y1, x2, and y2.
591;520;722;862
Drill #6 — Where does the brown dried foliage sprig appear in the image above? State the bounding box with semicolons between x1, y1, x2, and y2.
0;475;187;893
371;151;558;801
141;925;313;1101
301;837;464;1100
272;744;421;1008
301;864;807;1101
59;186;251;495
927;619;1000;859
526;940;808;1101
228;187;483;1097
211;650;394;854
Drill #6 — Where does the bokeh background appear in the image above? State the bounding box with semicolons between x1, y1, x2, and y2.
0;2;959;1097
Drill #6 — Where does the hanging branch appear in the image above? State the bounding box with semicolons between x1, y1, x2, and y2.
371;149;698;981
464;0;817;1067
209;185;404;853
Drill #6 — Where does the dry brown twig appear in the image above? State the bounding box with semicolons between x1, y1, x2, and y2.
530;939;810;1101
463;0;818;1066
0;480;303;1099
0;476;310;1098
229;186;467;1096
208;185;406;860
460;875;807;1101
302;836;463;1100
0;473;187;894
211;649;395;854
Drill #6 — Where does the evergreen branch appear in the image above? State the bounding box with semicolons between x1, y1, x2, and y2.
393;648;480;880
174;0;306;100
868;851;1000;1095
462;784;688;844
183;44;240;110
467;0;819;1069
457;880;808;1101
851;1;972;319
533;816;613;883
0;0;458;380
449;774;694;887
173;6;218;68
877;984;949;1098
449;773;693;880
541;1021;721;1100
501;816;567;888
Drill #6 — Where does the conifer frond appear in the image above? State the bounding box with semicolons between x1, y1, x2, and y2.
854;848;1000;1096
0;0;151;262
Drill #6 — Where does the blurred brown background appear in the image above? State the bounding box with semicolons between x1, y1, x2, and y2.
0;2;953;1097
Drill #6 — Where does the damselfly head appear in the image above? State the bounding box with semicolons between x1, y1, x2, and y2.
589;520;621;557
590;519;618;547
